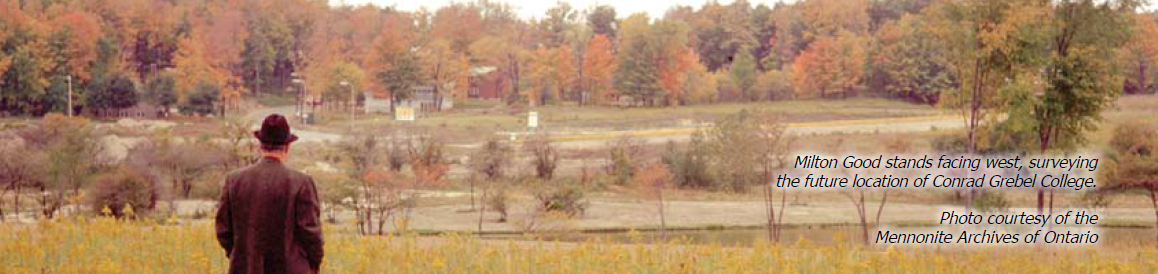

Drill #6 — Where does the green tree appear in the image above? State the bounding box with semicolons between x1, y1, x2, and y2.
178;81;219;116
40;114;103;218
0;47;47;115
686;1;757;71
932;0;1051;154
931;0;1052;212
85;73;138;117
871;14;956;104
728;48;758;101
375;51;423;111
614;14;663;106
240;14;292;97
144;73;178;116
308;60;365;112
1100;122;1158;245
0;13;48;116
587;5;617;39
1024;0;1138;215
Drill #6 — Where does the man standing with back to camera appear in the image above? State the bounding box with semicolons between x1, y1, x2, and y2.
217;114;324;274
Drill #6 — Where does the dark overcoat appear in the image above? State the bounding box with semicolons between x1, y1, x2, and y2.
216;157;324;274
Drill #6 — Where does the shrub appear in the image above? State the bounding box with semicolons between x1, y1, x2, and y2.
606;137;642;186
930;133;969;154
972;191;1011;214
471;138;511;181
533;179;589;217
89;167;155;219
485;185;511;223
407;136;449;186
178;81;220;116
662;136;713;189
715;72;741;102
1078;190;1114;212
752;69;794;101
524;134;558;180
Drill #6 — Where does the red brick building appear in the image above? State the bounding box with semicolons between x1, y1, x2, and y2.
468;66;504;100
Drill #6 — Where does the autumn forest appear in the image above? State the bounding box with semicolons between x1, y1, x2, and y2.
0;0;1155;117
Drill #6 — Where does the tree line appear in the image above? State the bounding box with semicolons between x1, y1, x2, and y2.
3;0;1156;117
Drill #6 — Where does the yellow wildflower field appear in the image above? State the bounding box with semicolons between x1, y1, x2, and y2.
1;218;1156;274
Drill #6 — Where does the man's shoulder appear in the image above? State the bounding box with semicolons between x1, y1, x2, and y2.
225;164;257;180
228;161;314;185
287;168;314;184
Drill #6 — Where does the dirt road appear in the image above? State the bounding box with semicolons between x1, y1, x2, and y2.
507;115;965;149
246;104;961;147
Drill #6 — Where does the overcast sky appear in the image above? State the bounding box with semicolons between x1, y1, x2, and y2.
328;0;795;19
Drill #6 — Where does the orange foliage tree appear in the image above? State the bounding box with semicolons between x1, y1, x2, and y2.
581;34;616;105
792;31;866;99
524;45;575;106
1121;13;1158;95
431;3;484;52
658;46;697;106
173;34;237;109
420;39;472;105
550;45;576;103
633;162;673;236
47;11;102;81
365;13;418;100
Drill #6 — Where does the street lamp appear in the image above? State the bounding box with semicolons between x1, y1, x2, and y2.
292;78;306;124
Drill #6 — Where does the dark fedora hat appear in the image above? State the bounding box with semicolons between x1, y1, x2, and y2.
253;114;299;145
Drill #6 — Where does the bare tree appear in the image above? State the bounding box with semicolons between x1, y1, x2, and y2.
221;118;258;168
407;135;449;186
606;136;643;186
634;162;672;239
0;144;43;222
27;114;106;218
338;135;384;235
525;133;558;180
470;138;511;216
471;139;512;181
154;139;227;199
752;111;793;242
831;137;910;245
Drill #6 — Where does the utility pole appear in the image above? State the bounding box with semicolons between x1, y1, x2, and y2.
67;75;73;117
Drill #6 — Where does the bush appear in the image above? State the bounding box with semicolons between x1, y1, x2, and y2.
485;185;511;223
525;134;558;180
89;167;156;218
972;191;1010;214
1078;190;1113;211
178;81;220;116
471;138;511;181
715;72;741;102
662;136;713;189
407;136;449;186
752;70;794;101
606;137;642;186
533;179;589;217
930;133;969;154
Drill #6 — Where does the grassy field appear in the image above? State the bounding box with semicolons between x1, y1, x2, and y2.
1;218;1155;274
306;98;945;137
